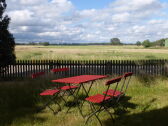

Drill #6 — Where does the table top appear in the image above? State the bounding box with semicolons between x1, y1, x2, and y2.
52;75;108;84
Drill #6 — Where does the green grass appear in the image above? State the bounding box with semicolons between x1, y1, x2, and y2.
0;75;168;126
15;45;168;60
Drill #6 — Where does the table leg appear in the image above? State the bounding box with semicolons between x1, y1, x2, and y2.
66;84;83;115
80;81;94;108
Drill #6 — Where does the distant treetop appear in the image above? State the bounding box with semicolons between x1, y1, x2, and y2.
110;38;122;45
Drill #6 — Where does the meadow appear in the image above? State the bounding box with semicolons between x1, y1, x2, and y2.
15;45;168;60
0;75;168;126
0;45;168;126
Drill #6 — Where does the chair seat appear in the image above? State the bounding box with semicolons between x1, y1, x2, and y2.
103;89;123;97
60;86;78;90
40;89;60;96
85;94;111;104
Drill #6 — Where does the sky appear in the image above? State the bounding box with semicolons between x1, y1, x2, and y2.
4;0;168;43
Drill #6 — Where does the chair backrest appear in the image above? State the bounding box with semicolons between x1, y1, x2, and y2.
124;72;133;93
51;67;69;73
31;72;45;79
124;72;133;78
121;72;133;94
103;76;123;101
105;76;123;85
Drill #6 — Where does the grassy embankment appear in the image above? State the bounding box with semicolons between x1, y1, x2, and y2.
0;75;168;126
15;45;168;60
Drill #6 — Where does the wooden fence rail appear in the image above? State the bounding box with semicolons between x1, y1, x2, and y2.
0;59;168;78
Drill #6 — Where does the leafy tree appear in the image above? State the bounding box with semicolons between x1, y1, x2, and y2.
136;41;141;46
39;42;50;46
110;38;122;45
142;39;151;48
28;42;36;45
153;38;165;46
0;0;16;74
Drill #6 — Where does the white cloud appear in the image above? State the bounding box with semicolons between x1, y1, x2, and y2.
20;0;42;5
8;10;34;25
111;0;163;12
5;0;168;43
112;12;130;22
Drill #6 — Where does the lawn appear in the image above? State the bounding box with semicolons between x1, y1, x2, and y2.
0;75;168;126
15;45;168;60
1;45;168;126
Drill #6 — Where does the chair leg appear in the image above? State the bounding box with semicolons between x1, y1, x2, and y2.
66;87;81;113
85;111;103;126
85;104;103;126
80;82;93;109
48;105;56;114
114;100;127;114
103;106;115;122
94;113;103;126
39;94;64;114
53;100;62;111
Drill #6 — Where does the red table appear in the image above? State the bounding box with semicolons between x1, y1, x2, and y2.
52;75;107;84
52;75;108;116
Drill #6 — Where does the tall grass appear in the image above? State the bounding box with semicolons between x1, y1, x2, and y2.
0;75;168;126
15;45;168;60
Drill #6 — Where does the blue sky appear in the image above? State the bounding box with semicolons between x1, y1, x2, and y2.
70;0;113;10
5;0;168;43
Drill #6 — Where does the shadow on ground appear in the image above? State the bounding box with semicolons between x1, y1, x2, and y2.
0;79;51;126
0;107;46;126
103;98;168;126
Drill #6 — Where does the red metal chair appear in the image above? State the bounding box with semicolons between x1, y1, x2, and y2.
31;71;61;113
39;85;79;114
31;71;45;79
103;72;133;102
38;68;79;113
85;76;123;126
39;89;63;114
32;69;79;113
51;67;70;79
31;71;49;90
51;67;69;73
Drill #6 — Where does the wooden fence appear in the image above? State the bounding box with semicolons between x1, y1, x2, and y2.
0;59;168;78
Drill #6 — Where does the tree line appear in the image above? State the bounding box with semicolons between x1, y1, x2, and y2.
16;38;167;47
110;38;167;48
135;38;167;48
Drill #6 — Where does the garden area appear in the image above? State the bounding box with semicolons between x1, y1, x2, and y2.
1;0;168;125
0;74;168;126
0;45;168;126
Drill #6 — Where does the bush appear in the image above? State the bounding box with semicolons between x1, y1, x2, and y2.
142;40;151;48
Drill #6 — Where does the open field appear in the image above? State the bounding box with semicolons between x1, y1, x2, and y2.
15;45;168;60
0;76;168;126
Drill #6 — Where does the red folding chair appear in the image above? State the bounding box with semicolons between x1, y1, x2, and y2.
39;85;78;114
51;67;70;79
39;89;64;114
39;68;79;113
103;72;133;102
31;71;45;79
34;69;78;114
51;67;69;73
31;72;61;113
85;76;123;126
31;71;50;89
